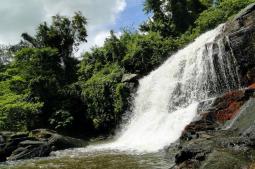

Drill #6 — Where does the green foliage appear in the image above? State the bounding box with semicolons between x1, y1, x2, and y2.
14;48;62;120
49;110;74;131
15;48;61;80
0;0;254;137
121;32;176;74
104;31;127;63
22;12;87;54
21;12;87;84
141;0;207;37
194;0;255;33
0;74;42;131
114;83;130;115
76;0;255;136
0;13;88;133
80;65;124;132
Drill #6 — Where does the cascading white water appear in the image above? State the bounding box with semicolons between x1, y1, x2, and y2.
54;24;241;156
80;24;240;153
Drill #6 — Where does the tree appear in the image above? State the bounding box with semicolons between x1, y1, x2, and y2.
103;30;126;63
21;12;88;84
141;0;207;37
9;12;88;131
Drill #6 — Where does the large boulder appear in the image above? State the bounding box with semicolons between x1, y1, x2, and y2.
30;129;86;150
0;129;87;161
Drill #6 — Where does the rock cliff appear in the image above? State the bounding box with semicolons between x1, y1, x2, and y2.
172;3;255;169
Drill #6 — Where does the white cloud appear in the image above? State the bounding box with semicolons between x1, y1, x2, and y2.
0;0;127;54
94;31;111;48
77;31;123;57
113;0;127;17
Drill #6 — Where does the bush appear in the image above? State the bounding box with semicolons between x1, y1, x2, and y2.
195;0;255;33
80;64;124;133
49;110;74;131
121;32;177;74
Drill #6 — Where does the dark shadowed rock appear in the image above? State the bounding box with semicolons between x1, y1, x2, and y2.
0;129;88;162
10;132;29;139
19;140;46;146
175;143;212;164
223;3;255;86
7;144;51;161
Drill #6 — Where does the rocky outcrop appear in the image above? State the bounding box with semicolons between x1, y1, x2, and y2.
174;86;255;168
172;3;255;168
182;86;255;141
224;3;255;86
0;129;87;162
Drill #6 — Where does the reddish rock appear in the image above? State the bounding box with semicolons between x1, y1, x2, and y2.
248;83;255;89
182;87;255;140
204;89;251;123
214;100;243;122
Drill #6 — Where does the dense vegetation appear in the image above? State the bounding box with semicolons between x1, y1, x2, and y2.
0;0;254;137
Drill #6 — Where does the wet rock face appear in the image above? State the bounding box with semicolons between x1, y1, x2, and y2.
175;3;255;165
181;2;255;140
206;88;254;123
224;3;255;86
182;87;255;141
177;86;255;169
0;129;87;162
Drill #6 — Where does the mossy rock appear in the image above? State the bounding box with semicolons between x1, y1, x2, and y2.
200;150;250;169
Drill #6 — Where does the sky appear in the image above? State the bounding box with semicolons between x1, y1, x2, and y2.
0;0;148;56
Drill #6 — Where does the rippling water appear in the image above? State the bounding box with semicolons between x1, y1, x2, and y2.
0;150;174;169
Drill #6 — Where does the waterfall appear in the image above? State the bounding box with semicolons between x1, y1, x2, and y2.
82;24;240;152
54;24;241;155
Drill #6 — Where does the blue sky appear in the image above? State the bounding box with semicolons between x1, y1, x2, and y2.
80;0;149;54
0;0;149;55
115;0;147;31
